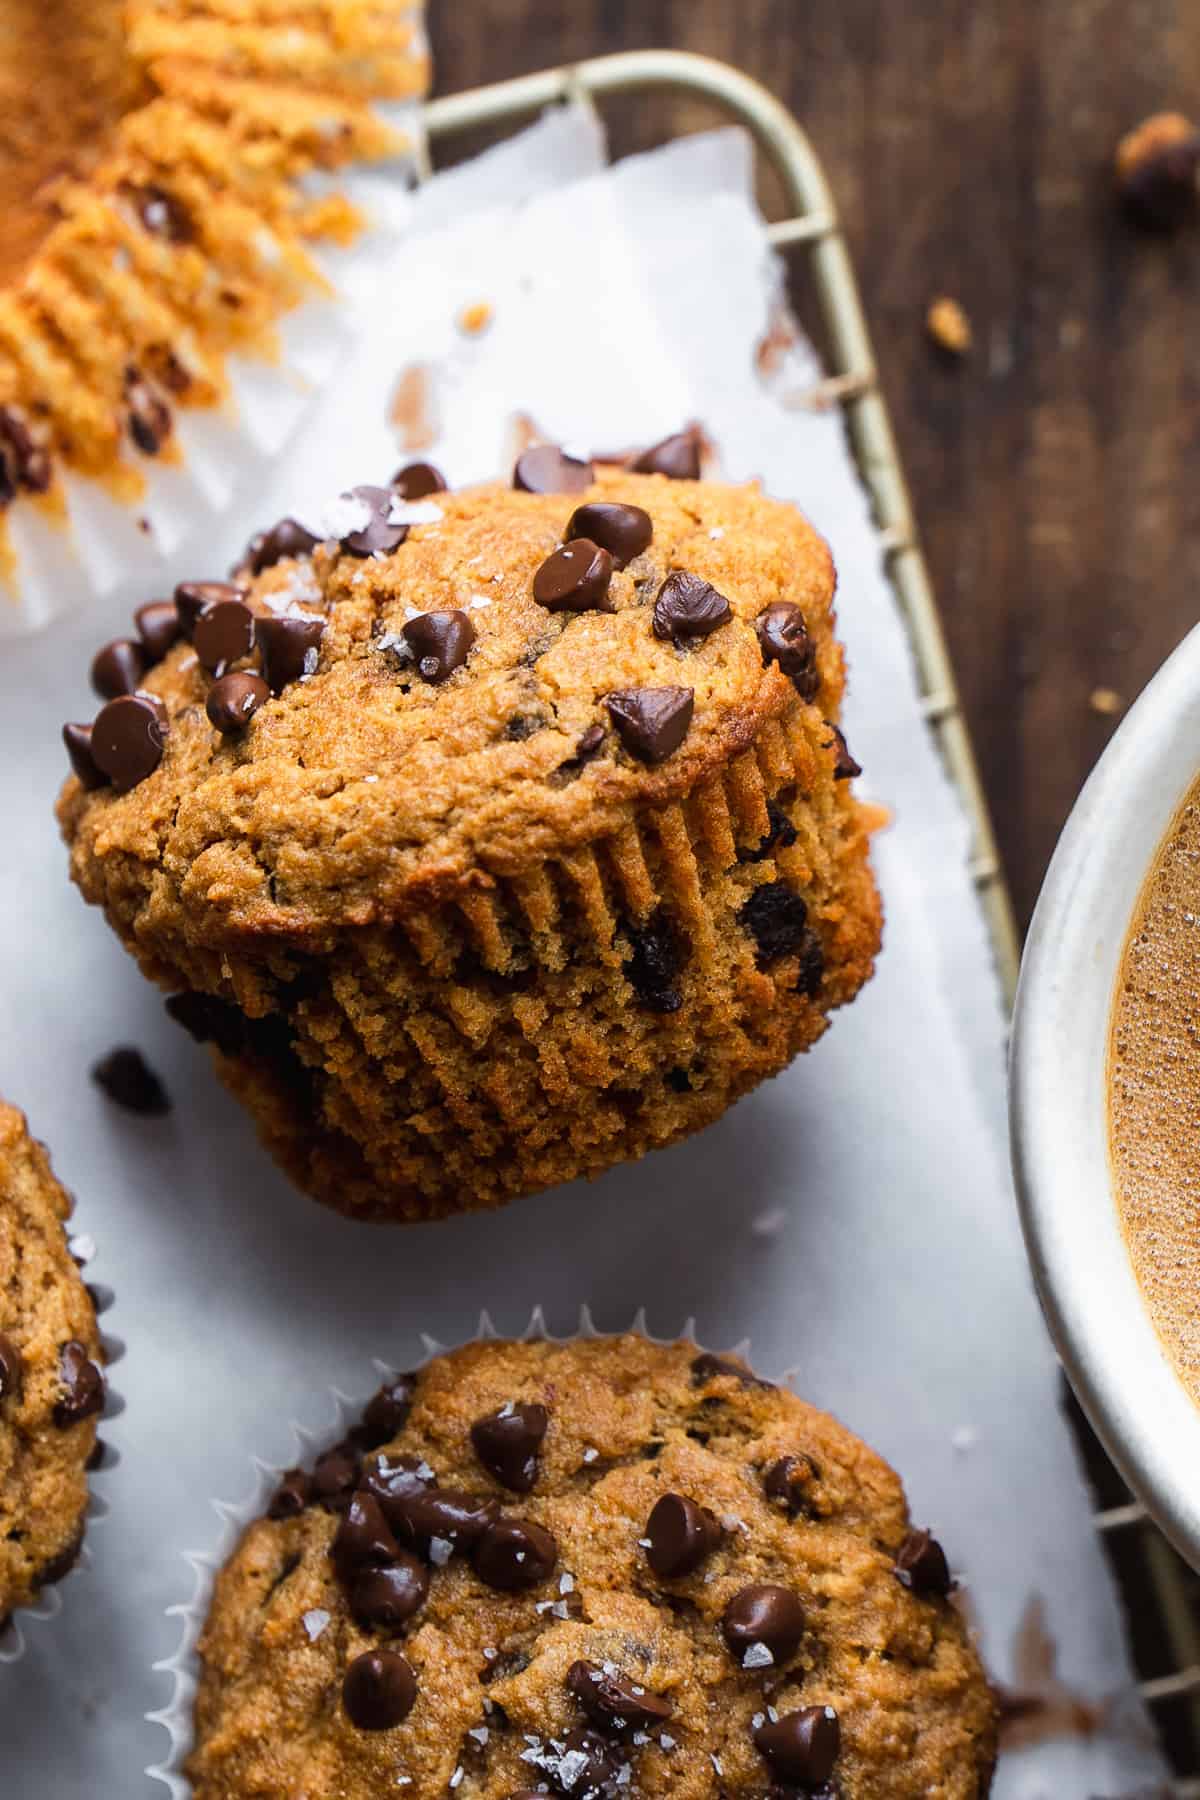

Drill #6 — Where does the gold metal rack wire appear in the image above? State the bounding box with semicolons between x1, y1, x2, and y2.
420;48;1200;1789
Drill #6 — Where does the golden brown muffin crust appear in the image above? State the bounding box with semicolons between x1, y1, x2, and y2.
187;1336;996;1798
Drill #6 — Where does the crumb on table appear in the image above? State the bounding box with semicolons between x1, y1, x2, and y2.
926;296;972;356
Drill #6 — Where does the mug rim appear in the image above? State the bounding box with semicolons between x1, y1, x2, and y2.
1011;620;1200;1571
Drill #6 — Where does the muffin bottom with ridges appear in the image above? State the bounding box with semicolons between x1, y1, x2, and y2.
59;466;881;1221
181;1332;995;1798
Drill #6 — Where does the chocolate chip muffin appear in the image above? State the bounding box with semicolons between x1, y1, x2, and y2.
57;445;881;1221
0;0;427;565
0;1101;107;1634
185;1335;995;1797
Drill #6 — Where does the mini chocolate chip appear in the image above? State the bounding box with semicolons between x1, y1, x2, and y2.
561;724;606;771
470;1402;548;1492
623;909;686;1013
474;1516;557;1591
756;601;819;698
739;882;812;965
644;1492;721;1577
164;991;246;1054
350;1553;430;1629
894;1527;953;1596
91;694;168;791
565;501;653;568
755;1705;840;1786
387;1486;499;1555
91;1047;170;1116
91;638;147;700
532;538;614;612
796;928;825;999
764;1454;819;1517
135;600;182;662
339;484;408;556
825;721;861;780
125;369;170;455
54;1342;104;1427
332;1491;400;1573
629;427;702;480
513;445;594;494
194;600;256;672
62;723;109;791
257;614;326;692
207;671;269;734
359;1375;416;1450
566;1660;672;1733
243;517;321;575
0;1334;22;1402
123;182;193;242
0;406;51;495
392;461;447;500
312;1441;362;1510
690;1350;773;1388
401;610;475;684
175;580;244;641
738;799;798;864
342;1648;417;1731
605;686;694;762
723;1583;806;1665
267;1468;313;1519
652;570;731;642
504;712;545;742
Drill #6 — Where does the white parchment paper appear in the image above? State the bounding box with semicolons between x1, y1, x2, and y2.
0;109;1168;1797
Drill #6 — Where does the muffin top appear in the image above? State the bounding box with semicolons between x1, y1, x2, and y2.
188;1335;995;1799
0;1102;105;1622
58;460;841;948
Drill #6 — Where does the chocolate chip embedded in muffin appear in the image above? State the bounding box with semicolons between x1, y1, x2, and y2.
470;1401;548;1491
894;1527;954;1596
643;1491;721;1576
605;686;694;762
651;570;731;643
565;501;652;568
739;881;812;965
91;638;147;701
532;540;614;613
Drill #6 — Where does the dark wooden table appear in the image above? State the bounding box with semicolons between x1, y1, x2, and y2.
430;2;1200;931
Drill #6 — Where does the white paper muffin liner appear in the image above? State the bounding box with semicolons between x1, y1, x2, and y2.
0;1235;124;1666
146;1305;767;1794
0;66;428;639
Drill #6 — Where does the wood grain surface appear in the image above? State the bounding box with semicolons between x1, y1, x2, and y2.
429;2;1200;930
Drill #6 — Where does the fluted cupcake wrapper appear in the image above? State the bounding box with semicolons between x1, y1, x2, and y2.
146;1305;769;1794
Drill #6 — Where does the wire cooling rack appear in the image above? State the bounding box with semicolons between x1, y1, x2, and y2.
420;48;1200;1788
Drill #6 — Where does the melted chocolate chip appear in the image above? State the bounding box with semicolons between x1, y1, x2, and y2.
738;799;799;864
257;614;326;692
175;580;244;641
623;909;687;1013
91;1046;170;1116
756;601;819;698
739;882;812;965
339;484;408;556
763;1454;819;1517
825;721;861;780
652;570;731;642
267;1468;313;1519
470;1402;548;1492
513;445;594;494
401;610;475;684
894;1527;953;1596
135;600;182;662
553;1726;624;1796
359;1375;417;1450
359;1453;436;1519
54;1342;104;1427
312;1441;362;1510
243;518;321;575
386;1486;499;1555
164;991;246;1055
342;1648;417;1731
605;686;694;763
91;695;168;791
125;369;170;456
755;1705;840;1786
392;461;447;500
0;406;51;496
349;1553;430;1629
629;427;703;480
556;723;606;778
332;1491;400;1573
0;1333;22;1402
532;538;615;613
123;182;193;242
207;671;269;734
473;1516;557;1591
567;1660;672;1733
194;600;256;673
795;928;825;999
723;1583;806;1665
644;1492;721;1577
690;1350;773;1388
62;723;109;791
91;638;147;700
565;501;653;568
